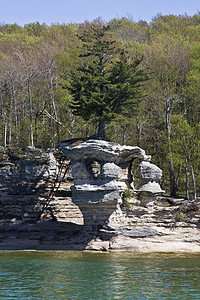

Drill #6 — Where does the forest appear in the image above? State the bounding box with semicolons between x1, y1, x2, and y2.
0;13;200;198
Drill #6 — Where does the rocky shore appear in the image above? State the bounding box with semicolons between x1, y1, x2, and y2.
0;145;200;252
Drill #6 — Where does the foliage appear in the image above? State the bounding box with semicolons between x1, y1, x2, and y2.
65;23;148;137
0;14;200;197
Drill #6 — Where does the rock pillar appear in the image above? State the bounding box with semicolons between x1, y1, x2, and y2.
60;139;164;228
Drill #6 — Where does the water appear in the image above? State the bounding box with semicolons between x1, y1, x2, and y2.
0;251;200;299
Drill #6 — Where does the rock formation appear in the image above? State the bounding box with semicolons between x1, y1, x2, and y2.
137;160;164;194
0;144;200;252
60;139;164;229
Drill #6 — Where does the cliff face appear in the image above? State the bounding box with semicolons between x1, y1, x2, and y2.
0;145;200;252
0;146;83;249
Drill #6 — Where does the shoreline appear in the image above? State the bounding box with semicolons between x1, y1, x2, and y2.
0;227;200;253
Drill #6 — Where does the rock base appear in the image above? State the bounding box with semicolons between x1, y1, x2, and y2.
0;196;200;252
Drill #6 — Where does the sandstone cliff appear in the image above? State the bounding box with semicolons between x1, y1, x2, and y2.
0;145;200;252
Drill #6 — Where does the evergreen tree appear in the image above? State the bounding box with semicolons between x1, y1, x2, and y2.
66;23;148;139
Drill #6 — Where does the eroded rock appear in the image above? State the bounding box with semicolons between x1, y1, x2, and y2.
60;139;164;228
137;161;164;194
60;139;164;204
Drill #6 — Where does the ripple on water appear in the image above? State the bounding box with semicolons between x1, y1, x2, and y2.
0;251;200;299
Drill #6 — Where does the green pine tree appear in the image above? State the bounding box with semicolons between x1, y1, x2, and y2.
66;23;148;139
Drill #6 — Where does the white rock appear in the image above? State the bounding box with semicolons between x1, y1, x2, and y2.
137;181;165;193
139;161;162;182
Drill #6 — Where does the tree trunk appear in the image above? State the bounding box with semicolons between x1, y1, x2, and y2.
122;125;127;145
175;164;182;191
50;107;55;149
190;165;197;200
168;133;176;197
97;119;106;139
169;161;176;197
165;95;176;197
136;118;142;147
70;116;75;139
49;75;57;120
13;94;18;144
42;112;45;148
4;122;7;148
86;126;89;138
56;123;60;145
10;82;18;144
8;112;12;146
186;165;189;200
35;115;38;147
27;79;34;147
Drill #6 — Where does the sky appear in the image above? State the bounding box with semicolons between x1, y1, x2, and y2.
1;0;200;26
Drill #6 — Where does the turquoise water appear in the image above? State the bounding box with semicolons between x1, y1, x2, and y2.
0;251;200;299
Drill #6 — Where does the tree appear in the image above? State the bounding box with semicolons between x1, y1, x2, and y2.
65;23;147;139
143;33;191;196
171;115;199;200
14;49;38;147
0;55;20;146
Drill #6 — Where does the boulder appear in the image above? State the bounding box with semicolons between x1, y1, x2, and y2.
137;161;165;194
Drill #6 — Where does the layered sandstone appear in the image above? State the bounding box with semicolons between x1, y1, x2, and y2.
0;144;199;251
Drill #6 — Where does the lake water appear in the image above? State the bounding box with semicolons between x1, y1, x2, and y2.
0;251;200;299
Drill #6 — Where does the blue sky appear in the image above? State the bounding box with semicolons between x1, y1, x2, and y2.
1;0;200;26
